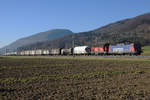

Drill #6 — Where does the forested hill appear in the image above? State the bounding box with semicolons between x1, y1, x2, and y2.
0;29;73;54
19;12;150;50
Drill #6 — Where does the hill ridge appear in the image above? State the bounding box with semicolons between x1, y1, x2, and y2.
0;29;73;54
18;12;150;50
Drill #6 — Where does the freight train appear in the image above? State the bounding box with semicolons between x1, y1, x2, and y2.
4;43;142;56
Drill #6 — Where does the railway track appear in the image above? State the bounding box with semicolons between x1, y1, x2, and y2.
1;55;150;59
7;55;150;58
53;55;150;59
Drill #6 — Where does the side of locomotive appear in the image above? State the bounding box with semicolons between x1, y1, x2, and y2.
103;43;142;55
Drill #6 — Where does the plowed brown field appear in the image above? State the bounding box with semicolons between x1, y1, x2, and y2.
0;57;150;100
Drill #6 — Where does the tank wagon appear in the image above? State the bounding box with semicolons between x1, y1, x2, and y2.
74;46;91;55
4;43;142;56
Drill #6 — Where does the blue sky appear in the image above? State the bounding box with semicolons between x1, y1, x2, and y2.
0;0;150;48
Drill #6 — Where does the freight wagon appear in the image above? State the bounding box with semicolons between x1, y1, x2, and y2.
24;51;30;56
91;47;104;55
20;51;25;56
74;46;91;55
49;48;61;55
35;50;42;55
43;49;50;55
4;52;17;56
61;48;73;55
30;50;36;56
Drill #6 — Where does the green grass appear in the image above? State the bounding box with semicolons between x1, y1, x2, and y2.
142;46;150;56
4;56;150;62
